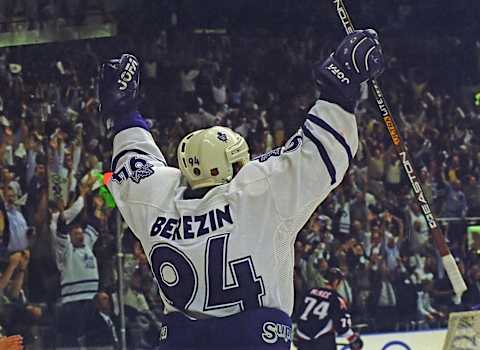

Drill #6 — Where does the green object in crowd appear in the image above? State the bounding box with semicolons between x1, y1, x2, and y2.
94;171;117;209
475;91;480;107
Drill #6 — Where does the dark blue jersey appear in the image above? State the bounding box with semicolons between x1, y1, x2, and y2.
295;287;354;341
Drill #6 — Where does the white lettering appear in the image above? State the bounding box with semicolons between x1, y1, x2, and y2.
261;322;292;344
117;57;138;91
327;64;350;84
399;152;437;229
334;0;354;33
262;322;277;344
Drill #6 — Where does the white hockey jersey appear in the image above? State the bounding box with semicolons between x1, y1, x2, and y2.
108;99;358;319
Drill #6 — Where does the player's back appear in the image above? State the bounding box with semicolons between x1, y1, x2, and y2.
126;156;303;318
295;287;343;340
110;148;298;349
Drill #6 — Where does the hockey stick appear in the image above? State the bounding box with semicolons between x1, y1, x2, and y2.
332;0;467;298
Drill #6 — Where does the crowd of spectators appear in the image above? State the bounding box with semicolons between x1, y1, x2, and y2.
0;1;479;349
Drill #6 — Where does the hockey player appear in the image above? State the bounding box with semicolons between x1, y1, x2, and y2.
294;268;363;350
100;29;384;349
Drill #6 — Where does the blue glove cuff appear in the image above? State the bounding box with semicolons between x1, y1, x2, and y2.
112;110;149;135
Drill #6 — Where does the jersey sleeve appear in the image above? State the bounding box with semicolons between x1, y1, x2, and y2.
233;99;358;233
52;214;72;271
331;295;354;338
107;118;181;241
84;224;100;249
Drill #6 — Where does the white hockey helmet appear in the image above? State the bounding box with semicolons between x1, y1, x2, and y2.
177;126;250;190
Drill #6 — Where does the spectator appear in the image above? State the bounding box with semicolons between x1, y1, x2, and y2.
462;264;480;309
369;264;398;332
24;154;47;230
83;291;119;349
441;179;468;246
180;64;200;110
0;249;42;346
394;271;419;330
417;275;446;328
3;186;28;254
384;237;401;272
442;179;468;218
464;175;480;216
124;269;162;348
407;202;429;251
54;219;100;348
0;193;10;250
349;191;369;233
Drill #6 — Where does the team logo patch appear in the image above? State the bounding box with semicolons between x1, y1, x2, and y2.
112;156;155;184
129;157;154;183
217;132;228;142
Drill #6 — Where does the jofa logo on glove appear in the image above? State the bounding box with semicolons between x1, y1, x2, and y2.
118;57;139;91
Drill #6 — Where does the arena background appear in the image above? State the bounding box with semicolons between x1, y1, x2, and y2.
0;1;479;349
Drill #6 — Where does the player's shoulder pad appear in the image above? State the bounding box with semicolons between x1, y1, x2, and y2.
228;160;270;196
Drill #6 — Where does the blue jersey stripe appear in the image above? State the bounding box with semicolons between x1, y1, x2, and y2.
302;125;336;185
307;114;353;166
61;278;100;288
61;290;99;298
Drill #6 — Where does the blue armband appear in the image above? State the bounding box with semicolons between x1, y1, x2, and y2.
112;110;149;135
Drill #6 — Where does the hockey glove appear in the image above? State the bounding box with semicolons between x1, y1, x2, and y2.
99;54;148;135
348;333;363;350
314;29;384;103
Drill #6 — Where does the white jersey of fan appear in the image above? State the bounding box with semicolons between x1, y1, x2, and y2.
108;99;358;319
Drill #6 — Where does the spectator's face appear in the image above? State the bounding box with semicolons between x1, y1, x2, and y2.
69;227;84;247
96;292;111;314
309;220;321;233
452;155;460;167
131;272;142;290
319;259;328;272
1;168;12;183
36;164;46;178
353;244;364;256
352;220;362;234
4;187;15;205
304;243;313;254
356;192;364;202
468;176;476;185
387;238;395;248
372;232;381;245
65;154;73;169
93;195;104;209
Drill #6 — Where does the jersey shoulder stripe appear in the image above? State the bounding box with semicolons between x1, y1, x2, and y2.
111;148;166;171
84;224;99;238
301;124;336;185
306;113;353;165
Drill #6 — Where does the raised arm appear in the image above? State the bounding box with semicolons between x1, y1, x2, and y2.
234;30;384;231
99;54;180;239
